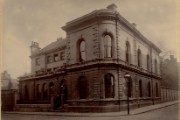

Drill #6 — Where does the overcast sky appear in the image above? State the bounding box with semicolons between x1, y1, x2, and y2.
2;0;180;79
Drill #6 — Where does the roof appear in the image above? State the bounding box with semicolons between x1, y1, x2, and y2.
62;5;161;53
32;38;66;57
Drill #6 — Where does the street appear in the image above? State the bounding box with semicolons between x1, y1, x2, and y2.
2;104;180;120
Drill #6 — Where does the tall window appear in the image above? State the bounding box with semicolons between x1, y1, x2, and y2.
49;82;54;99
137;49;142;67
104;35;112;58
148;82;151;97
154;59;157;74
24;85;29;100
126;41;131;64
78;76;88;99
139;80;143;97
156;83;159;97
42;83;48;100
104;73;114;98
36;84;41;100
147;54;150;71
79;40;86;62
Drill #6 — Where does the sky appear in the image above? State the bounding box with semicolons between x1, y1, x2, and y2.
2;0;180;80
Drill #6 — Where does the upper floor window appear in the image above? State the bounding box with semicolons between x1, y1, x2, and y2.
47;55;53;63
137;49;142;67
79;40;86;62
54;53;59;62
147;54;150;71
35;58;40;66
60;51;65;60
154;59;157;74
126;41;131;64
104;35;112;58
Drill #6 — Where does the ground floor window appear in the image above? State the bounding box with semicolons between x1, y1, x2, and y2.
139;80;143;97
78;76;88;99
24;85;29;100
104;73;114;98
42;83;48;100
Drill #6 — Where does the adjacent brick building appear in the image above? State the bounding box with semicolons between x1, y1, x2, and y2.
17;4;162;112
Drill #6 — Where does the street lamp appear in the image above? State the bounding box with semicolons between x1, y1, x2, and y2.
124;73;131;115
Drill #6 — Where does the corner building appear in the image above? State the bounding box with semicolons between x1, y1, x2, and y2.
18;4;161;112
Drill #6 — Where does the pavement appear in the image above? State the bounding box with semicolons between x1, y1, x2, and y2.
3;100;179;117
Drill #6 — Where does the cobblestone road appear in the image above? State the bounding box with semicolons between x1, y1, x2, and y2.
2;104;180;120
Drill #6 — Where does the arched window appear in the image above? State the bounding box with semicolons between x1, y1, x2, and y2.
156;83;159;97
36;84;41;100
49;82;54;99
78;76;88;99
137;49;142;67
148;82;151;97
24;85;29;100
154;59;157;74
79;40;86;62
104;35;112;58
126;41;131;64
139;80;143;97
104;73;114;98
42;83;48;100
59;79;68;104
147;54;150;71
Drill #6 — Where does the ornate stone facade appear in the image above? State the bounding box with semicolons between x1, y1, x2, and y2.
17;4;162;112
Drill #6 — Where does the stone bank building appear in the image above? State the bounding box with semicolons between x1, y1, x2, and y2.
17;4;162;112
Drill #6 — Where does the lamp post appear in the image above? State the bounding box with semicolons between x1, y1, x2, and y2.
124;73;131;115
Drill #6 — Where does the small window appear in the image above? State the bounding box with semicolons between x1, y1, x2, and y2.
35;58;40;66
60;51;65;60
54;54;59;62
47;55;53;63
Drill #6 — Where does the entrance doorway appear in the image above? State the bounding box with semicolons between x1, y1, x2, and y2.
59;79;67;107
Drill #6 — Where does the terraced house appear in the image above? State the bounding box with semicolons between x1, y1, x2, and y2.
17;4;162;112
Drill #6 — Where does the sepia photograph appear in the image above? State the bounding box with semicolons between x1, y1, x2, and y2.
1;0;180;120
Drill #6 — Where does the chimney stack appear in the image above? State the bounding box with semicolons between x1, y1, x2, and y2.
107;3;117;11
30;41;40;54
